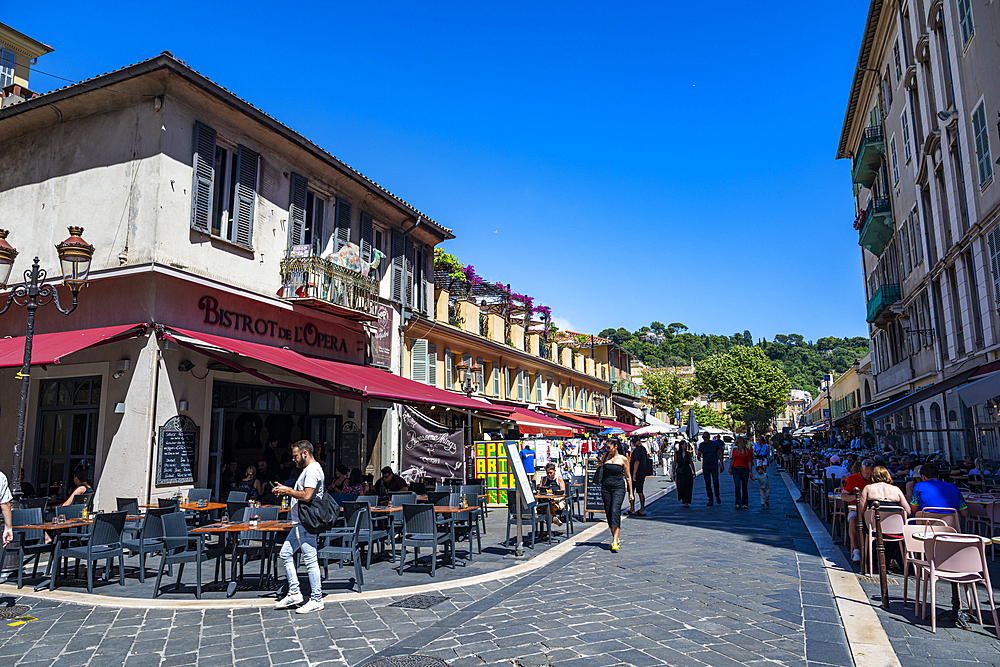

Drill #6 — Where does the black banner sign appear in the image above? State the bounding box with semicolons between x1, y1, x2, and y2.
400;407;465;484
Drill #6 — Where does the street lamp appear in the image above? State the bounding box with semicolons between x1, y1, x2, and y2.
456;360;482;481
0;227;95;499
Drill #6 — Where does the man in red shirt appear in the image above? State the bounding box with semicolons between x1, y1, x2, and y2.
842;459;874;564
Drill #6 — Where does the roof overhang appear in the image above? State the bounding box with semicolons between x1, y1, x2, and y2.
836;0;886;160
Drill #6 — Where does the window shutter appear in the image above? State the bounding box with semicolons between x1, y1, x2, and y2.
191;122;216;233
988;228;1000;306
404;237;414;308
516;369;524;401
492;363;499;396
444;349;453;389
535;375;542;403
427;343;437;387
335;198;352;252
477;358;484;394
232;145;258;248
361;212;374;263
288;173;308;249
391;229;404;302
411;339;428;384
973;105;993;186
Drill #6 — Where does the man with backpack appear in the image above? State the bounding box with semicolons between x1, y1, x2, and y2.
626;442;652;516
273;440;326;613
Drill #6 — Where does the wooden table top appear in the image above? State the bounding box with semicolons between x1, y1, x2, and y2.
141;501;228;511
16;515;143;531
534;494;566;501
191;520;293;533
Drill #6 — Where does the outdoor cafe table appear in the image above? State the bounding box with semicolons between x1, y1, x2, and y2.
190;519;293;596
140;501;227;512
15;516;142;592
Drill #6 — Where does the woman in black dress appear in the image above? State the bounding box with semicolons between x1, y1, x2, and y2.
598;440;633;552
673;440;695;507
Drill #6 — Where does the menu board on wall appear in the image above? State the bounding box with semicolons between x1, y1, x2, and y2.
156;416;199;485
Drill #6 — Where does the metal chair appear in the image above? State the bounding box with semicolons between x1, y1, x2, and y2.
340;501;393;568
226;491;248;503
505;494;547;549
54;510;128;593
0;507;55;588
153;512;218;599
230;506;279;583
921;533;1000;637
398;504;453;577
123;507;170;582
317;507;364;592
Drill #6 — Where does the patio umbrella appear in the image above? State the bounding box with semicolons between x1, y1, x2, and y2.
599;427;625;436
685;408;699;440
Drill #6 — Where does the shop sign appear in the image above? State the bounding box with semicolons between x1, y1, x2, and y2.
372;304;393;368
198;295;349;353
400;406;464;483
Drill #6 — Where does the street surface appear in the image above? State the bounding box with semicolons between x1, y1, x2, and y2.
0;468;856;667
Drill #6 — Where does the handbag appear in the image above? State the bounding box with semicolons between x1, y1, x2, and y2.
592;464;605;487
298;490;340;535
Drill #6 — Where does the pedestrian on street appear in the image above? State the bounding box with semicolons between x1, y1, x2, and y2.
753;437;771;472
273;440;326;613
597;439;633;553
729;437;753;509
0;471;12;547
697;432;724;506
673;440;695;508
626;441;650;516
753;465;770;508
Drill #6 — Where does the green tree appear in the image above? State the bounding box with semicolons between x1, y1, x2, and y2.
687;404;730;429
642;369;698;421
695;346;792;435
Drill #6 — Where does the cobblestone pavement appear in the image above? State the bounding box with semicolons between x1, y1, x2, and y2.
0;467;854;666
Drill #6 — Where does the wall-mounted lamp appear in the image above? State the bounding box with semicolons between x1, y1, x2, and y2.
178;400;189;412
162;339;178;351
114;402;126;414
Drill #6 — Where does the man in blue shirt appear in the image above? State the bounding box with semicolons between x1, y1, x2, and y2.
520;443;536;478
910;463;971;628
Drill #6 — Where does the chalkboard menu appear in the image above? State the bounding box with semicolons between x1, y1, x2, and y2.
586;457;604;517
156;415;199;485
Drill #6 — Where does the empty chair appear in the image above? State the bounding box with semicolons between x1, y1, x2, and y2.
902;520;956;609
226;490;248;503
339;501;393;568
123;507;170;582
453;491;482;559
19;497;48;513
0;507;55;588
916;508;960;531
356;495;379;506
506;495;548;549
154;512;217;599
317;506;364;592
53;510;128;593
230;506;279;583
117;497;142;538
158;497;179;510
187;489;212;502
398;504;453;577
72;493;95;512
426;491;451;506
391;493;417;506
922;533;1000;637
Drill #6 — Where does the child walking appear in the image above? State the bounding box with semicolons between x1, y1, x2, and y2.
754;465;770;508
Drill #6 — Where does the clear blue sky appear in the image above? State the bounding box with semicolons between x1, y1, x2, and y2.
9;1;872;344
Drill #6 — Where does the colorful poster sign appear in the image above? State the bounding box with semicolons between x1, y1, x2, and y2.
373;304;393;368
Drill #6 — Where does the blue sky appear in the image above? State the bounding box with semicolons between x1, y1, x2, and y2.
9;1;871;343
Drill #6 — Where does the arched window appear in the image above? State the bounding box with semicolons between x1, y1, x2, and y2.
930;403;943;450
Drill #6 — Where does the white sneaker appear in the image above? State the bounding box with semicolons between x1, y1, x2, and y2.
295;599;324;614
274;592;303;609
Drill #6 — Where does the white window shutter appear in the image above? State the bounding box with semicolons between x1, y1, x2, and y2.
391;229;404;302
191;122;216;233
427;343;437;387
988;228;1000;305
445;349;453;389
411;339;428;384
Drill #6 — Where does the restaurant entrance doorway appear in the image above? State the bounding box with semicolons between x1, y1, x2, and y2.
33;376;102;499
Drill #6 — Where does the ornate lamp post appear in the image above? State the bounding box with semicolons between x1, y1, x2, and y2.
455;360;483;478
0;227;95;499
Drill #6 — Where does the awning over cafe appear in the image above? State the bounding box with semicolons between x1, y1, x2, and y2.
0;323;147;368
159;325;511;413
539;408;639;433
613;401;672;428
506;407;581;436
867;367;981;420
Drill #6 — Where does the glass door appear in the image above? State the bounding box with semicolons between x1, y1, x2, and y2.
34;376;101;499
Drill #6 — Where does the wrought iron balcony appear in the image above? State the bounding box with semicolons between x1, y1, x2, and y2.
279;256;379;320
866;283;901;323
852;125;885;188
613;379;642;398
858;197;894;257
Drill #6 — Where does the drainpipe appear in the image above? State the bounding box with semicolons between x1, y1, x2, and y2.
396;216;422;467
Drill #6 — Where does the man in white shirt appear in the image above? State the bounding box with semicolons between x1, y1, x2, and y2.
273;440;325;613
824;455;847;480
0;472;12;547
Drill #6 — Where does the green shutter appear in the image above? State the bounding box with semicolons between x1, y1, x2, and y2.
391;229;404;302
232;145;258;248
361;212;374;263
973;104;993;186
988;228;1000;305
428;343;437;387
335;198;351;251
191;122;216;233
288;173;308;249
411;339;428;384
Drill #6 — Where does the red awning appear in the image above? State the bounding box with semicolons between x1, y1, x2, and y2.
603;419;639;433
539;408;638;433
0;324;147;368
160;326;510;413
506;406;581;436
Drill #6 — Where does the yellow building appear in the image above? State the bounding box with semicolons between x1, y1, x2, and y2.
0;22;52;98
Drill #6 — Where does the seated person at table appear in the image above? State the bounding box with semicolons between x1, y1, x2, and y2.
960;457;975;474
860;466;910;570
18;468;36;498
220;459;240;495
842;459;874;564
538;463;567;526
61;468;91;506
240;466;260;501
328;465;350;493
824;455;846;480
969;458;990;477
372;467;408;501
910;464;967;519
343;468;368;495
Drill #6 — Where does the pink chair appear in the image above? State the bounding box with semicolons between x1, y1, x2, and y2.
920;534;999;637
965;499;992;536
916;508;960;531
862;507;906;576
901;520;954;609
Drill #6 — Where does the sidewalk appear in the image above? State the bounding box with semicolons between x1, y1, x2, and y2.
0;467;854;667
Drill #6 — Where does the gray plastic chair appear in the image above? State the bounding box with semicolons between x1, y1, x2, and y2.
0;507;55;588
318;507;364;592
188;489;212;502
226;491;248;503
506;495;548;549
230;506;278;582
154;512;218;599
342;501;393;567
398;504;453;577
123;507;170;582
55;510;127;592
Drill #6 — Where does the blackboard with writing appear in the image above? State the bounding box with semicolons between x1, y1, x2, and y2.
156;416;199;485
586;457;604;517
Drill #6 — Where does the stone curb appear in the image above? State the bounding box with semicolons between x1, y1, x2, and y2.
780;471;902;667
1;483;673;610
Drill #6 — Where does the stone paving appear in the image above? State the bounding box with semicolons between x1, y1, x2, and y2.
0;467;855;666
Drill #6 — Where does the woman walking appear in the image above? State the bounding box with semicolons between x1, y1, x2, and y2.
729;437;753;509
597;439;633;552
673;440;695;508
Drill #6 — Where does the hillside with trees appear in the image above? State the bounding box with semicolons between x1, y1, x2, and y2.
598;323;868;396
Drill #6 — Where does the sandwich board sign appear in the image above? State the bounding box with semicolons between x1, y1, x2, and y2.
505;443;536;509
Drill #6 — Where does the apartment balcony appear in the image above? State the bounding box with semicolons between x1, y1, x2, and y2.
866;283;901;324
613;379;641;398
279;256;379;320
858;197;894;257
852;125;885;188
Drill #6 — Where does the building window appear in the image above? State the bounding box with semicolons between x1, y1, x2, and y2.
492;362;500;396
287;173;326;254
0;48;14;88
893;39;902;82
909;208;923;264
890;136;900;183
957;0;975;46
34;377;102;498
972;102;993;189
191;121;259;249
987;227;1000;308
901;111;912;162
477;358;484;395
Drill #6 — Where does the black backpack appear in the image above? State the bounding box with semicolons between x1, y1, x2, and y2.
298;490;339;535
